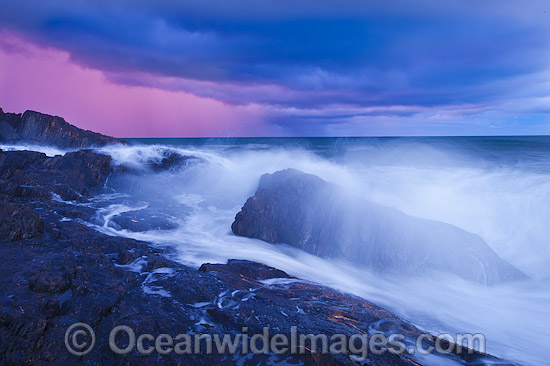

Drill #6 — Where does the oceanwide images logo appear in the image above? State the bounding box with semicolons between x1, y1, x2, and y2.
65;323;486;359
64;323;96;356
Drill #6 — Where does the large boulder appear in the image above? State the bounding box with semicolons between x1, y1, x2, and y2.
232;169;526;284
0;108;125;148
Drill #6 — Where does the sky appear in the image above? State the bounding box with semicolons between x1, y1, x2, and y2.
0;0;549;137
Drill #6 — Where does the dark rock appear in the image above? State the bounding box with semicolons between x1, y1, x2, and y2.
116;250;141;265
0;121;19;140
148;151;201;172
200;259;293;281
108;210;179;232
144;256;173;272
42;150;113;195
0;149;113;197
0;201;44;241
0;108;21;129
0;108;125;148
29;256;74;293
232;169;526;285
50;184;84;202
0;149;46;180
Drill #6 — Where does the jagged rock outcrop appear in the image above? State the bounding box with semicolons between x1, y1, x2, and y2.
148;150;202;172
232;169;526;285
0;148;114;201
0;107;124;148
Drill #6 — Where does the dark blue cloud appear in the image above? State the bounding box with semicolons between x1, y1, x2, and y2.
0;0;548;134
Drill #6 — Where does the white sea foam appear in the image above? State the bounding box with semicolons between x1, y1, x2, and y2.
78;139;550;365
0;143;69;156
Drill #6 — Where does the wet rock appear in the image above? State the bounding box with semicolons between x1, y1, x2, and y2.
232;169;527;284
144;256;173;272
0;148;113;197
109;210;179;232
116;250;141;265
0;201;44;241
40;298;61;319
50;184;85;202
200;259;293;281
29;256;74;293
147;151;201;172
0;149;46;180
42;150;113;195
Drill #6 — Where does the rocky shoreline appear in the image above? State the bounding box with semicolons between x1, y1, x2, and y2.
0;109;520;365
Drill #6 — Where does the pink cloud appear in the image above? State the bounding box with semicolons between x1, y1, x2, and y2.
0;32;268;137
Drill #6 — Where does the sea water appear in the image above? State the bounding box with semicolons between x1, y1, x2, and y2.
4;136;550;365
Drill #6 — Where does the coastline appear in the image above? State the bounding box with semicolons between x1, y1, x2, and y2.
0;109;523;365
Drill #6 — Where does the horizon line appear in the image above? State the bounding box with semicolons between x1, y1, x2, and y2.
124;134;550;139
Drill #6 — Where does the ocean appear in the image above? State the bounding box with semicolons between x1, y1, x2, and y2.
3;136;550;365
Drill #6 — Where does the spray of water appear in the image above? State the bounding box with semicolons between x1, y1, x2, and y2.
8;138;550;365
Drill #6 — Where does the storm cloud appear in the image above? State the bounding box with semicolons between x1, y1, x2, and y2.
1;0;548;136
